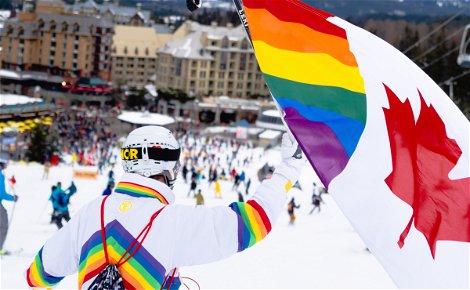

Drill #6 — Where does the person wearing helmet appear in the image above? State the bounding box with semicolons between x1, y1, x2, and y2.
25;126;306;289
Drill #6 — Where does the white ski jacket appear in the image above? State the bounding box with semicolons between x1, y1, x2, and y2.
26;165;298;289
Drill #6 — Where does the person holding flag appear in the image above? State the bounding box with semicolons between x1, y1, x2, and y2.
25;126;306;288
0;161;18;255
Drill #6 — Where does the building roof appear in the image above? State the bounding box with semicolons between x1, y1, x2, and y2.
65;0;151;24
259;129;282;140
118;111;175;126
0;69;65;83
153;23;172;34
0;94;43;106
1;12;113;37
159;30;213;60
112;25;176;58
158;21;250;60
262;109;281;117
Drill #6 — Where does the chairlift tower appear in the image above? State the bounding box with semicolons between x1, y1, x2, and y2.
457;24;470;68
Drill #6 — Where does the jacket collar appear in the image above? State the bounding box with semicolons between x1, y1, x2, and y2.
114;173;175;205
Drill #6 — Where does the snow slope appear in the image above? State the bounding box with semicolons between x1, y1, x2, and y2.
0;146;395;289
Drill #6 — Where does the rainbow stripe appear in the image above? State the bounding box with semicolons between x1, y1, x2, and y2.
26;247;64;287
230;200;272;251
244;0;367;187
78;220;167;289
115;181;168;204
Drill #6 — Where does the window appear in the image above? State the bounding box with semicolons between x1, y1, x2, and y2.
73;24;80;33
49;59;54;66
75;35;79;41
241;39;248;50
73;53;78;59
51;41;56;47
52;32;56;38
199;71;206;78
73;63;77;69
38;19;45;30
62;61;66;67
74;44;79;50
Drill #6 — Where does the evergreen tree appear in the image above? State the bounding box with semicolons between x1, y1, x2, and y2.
26;125;50;163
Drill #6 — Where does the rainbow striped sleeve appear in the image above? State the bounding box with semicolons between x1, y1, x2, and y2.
229;200;272;251
244;0;367;187
26;247;64;287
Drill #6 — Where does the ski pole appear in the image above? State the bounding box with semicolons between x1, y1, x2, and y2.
8;196;17;228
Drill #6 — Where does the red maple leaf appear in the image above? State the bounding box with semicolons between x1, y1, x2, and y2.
383;84;470;258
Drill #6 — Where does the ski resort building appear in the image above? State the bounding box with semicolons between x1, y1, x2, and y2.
156;21;269;98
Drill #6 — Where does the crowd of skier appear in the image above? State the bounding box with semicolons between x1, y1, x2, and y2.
0;124;327;257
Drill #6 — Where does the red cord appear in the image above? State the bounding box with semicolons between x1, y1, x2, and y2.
166;268;177;289
101;197;165;268
181;276;201;290
100;195;111;264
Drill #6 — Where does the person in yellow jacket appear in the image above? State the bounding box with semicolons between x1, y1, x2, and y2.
215;179;221;198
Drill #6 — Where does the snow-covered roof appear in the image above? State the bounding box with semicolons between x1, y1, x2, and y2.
118;111;175;126
0;94;43;106
158;21;249;60
262;109;281;117
259;129;282;140
0;69;65;83
144;84;157;98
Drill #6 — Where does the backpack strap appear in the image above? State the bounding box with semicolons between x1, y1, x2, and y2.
100;195;166;266
100;195;111;264
116;206;165;266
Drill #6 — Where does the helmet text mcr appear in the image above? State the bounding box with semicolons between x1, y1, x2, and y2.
121;148;139;160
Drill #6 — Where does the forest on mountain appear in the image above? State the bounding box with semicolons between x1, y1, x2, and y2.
360;16;470;118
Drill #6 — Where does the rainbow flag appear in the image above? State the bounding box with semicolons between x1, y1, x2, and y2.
238;0;470;288
243;0;366;187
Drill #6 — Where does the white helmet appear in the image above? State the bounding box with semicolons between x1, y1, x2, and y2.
121;126;180;189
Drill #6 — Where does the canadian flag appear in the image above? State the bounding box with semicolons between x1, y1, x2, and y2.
239;0;470;288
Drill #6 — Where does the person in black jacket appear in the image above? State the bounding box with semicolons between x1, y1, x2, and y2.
287;197;300;225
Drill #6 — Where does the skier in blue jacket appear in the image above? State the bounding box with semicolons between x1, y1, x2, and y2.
0;161;18;255
50;182;70;229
